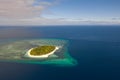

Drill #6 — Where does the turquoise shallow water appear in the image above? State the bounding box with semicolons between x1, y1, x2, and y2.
0;39;77;67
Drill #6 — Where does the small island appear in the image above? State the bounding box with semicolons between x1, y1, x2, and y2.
26;45;59;58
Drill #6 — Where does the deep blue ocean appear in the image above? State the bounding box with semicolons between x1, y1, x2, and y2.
0;25;120;80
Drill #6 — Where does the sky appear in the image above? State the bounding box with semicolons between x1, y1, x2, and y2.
0;0;120;26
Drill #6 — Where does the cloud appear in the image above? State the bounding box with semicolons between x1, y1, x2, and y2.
0;0;53;19
0;0;120;26
1;17;120;26
111;18;120;20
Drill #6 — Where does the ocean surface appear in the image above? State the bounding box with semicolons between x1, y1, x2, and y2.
0;25;120;80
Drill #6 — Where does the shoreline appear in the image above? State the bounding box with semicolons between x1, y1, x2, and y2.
26;46;59;58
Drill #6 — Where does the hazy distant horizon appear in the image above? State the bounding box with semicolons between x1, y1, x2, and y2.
0;24;120;27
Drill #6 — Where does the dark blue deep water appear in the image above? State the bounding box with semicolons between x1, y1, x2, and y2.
0;25;120;80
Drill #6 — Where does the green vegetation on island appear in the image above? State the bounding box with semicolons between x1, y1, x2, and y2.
30;46;56;56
